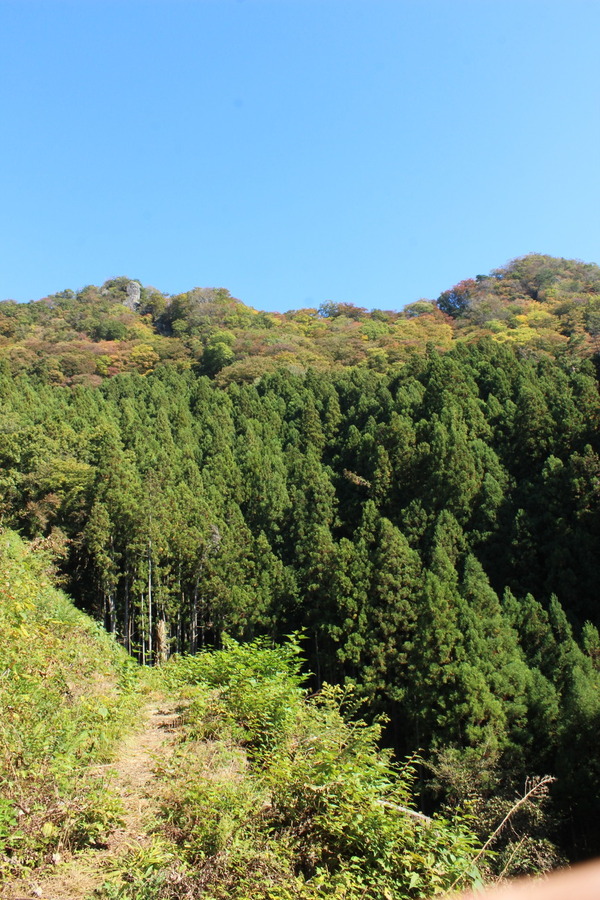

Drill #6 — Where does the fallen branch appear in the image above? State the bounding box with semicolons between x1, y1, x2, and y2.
376;799;432;824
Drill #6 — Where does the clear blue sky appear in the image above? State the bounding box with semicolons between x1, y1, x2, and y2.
1;0;599;312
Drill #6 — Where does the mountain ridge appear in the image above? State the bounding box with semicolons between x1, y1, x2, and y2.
2;254;600;387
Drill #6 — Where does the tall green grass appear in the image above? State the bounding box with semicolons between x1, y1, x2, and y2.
0;529;141;876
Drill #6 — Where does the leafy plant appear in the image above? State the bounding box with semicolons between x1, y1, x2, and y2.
0;531;142;875
115;639;485;900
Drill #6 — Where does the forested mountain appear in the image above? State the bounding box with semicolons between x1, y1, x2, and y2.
2;254;600;869
3;254;600;387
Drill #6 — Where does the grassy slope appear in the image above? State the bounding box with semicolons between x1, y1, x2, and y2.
0;529;142;879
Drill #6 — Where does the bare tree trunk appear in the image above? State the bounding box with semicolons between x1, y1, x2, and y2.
108;591;116;634
147;538;153;663
177;593;183;654
191;583;198;654
140;590;146;666
124;576;131;654
155;619;168;666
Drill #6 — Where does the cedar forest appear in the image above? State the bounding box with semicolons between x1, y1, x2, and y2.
2;253;600;892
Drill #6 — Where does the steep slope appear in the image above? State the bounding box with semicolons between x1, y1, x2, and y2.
0;530;142;884
0;545;486;900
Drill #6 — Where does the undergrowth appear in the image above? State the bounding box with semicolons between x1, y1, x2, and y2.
102;637;484;900
0;529;143;879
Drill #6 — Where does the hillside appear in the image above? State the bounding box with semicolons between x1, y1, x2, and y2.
3;255;600;387
1;255;600;879
0;530;141;883
439;255;600;356
0;534;489;899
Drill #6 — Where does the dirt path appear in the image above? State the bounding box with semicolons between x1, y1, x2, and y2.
3;696;183;900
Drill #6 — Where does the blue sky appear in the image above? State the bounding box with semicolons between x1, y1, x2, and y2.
1;0;599;312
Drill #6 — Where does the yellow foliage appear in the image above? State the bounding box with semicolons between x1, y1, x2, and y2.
128;343;160;374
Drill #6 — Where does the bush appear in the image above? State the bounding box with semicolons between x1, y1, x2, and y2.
144;638;483;899
0;530;141;874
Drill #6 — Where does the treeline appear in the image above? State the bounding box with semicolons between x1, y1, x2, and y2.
1;337;600;862
4;254;600;388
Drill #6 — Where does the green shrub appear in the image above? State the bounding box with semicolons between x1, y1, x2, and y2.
164;636;305;753
146;638;483;899
0;530;141;874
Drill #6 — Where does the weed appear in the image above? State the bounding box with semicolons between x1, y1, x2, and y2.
0;531;142;878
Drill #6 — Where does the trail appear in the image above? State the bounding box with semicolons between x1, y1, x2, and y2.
3;696;183;900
